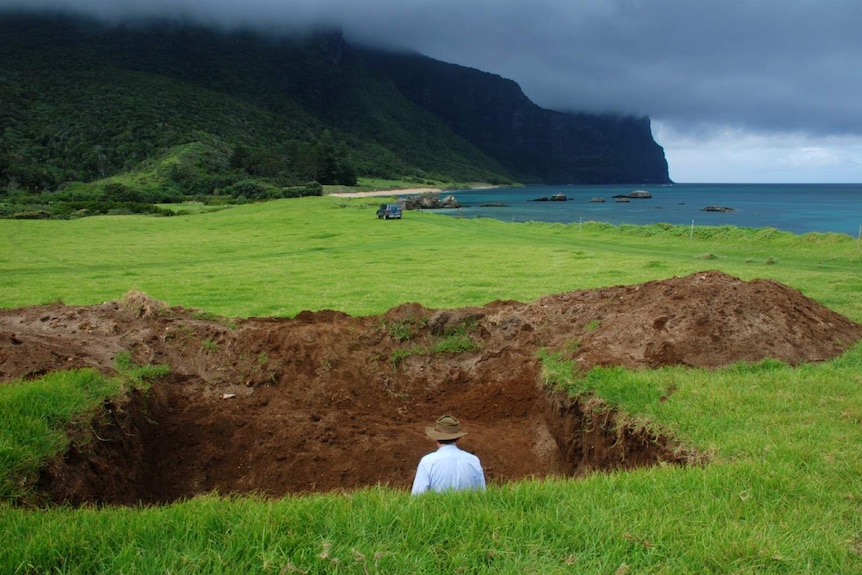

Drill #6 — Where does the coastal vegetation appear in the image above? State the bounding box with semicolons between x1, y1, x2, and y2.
2;198;861;573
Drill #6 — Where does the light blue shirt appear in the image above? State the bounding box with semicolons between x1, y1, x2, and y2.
411;444;486;495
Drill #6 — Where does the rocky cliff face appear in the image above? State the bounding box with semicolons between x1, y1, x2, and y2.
360;49;671;185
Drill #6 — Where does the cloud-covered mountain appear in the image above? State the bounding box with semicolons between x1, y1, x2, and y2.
0;12;670;194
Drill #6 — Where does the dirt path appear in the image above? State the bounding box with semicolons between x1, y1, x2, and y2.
3;271;860;505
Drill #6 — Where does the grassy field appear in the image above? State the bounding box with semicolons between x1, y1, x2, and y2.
1;196;860;321
1;197;861;573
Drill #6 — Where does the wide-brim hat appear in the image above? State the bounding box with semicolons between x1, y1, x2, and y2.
425;414;468;440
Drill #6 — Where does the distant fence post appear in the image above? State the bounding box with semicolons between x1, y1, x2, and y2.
690;220;695;241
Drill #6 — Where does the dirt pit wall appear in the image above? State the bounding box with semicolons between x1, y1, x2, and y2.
2;271;860;505
39;377;692;506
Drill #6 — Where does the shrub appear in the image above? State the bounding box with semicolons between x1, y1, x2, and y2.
223;179;269;200
280;182;323;198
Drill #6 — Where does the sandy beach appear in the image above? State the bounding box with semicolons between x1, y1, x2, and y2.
326;187;441;198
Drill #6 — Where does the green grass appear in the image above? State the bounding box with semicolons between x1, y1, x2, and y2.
2;197;862;573
0;355;168;504
1;197;859;322
536;345;862;573
387;318;483;368
0;370;124;502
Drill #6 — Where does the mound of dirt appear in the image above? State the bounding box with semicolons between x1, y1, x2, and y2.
2;271;860;505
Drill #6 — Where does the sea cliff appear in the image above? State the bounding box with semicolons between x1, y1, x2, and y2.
359;49;671;184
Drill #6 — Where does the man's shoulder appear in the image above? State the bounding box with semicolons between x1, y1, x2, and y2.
460;449;482;464
443;446;481;462
419;449;443;464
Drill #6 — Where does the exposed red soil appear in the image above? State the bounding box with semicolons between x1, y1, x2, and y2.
2;270;860;505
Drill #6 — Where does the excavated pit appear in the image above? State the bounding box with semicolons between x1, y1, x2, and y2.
2;270;860;506
37;377;691;506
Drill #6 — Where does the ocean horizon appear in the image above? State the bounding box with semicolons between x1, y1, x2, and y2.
421;183;862;238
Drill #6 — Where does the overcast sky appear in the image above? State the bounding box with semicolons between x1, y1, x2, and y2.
3;0;862;183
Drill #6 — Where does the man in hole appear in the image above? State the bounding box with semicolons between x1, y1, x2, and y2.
411;414;486;494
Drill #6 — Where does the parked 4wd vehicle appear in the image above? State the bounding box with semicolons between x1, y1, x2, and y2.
376;203;402;219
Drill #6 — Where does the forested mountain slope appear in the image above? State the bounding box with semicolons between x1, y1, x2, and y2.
0;14;508;195
0;12;670;216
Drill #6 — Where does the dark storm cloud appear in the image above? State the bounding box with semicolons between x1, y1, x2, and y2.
359;0;862;139
3;0;861;180
4;0;859;137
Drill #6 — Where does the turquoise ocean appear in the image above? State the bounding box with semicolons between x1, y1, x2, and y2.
424;183;862;237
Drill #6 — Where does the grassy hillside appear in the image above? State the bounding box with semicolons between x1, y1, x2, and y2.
1;203;861;573
0;12;511;215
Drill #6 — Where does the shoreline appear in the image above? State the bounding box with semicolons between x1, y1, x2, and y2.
327;184;501;199
326;187;442;199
